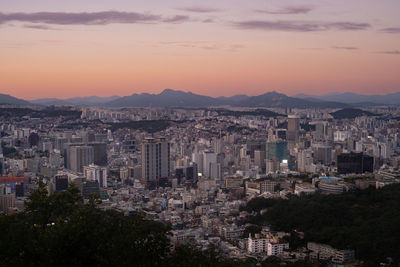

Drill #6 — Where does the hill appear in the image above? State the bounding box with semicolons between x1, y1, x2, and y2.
296;92;400;105
0;94;31;106
237;91;348;109
242;184;400;265
330;108;377;119
31;96;121;106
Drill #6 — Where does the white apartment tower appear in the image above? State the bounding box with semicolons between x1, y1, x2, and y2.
84;164;107;188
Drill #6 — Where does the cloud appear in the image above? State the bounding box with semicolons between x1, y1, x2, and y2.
162;15;190;23
0;11;190;25
332;46;359;50
377;50;400;55
255;5;313;15
160;41;244;52
202;18;215;23
381;27;400;33
23;24;62;30
233;20;370;32
177;7;221;13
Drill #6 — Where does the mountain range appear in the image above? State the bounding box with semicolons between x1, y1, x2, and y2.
295;92;400;105
30;96;120;106
102;89;349;108
0;94;31;106
1;89;399;108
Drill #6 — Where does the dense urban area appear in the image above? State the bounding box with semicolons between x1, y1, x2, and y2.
1;99;400;266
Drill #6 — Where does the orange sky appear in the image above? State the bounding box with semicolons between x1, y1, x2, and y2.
1;0;399;99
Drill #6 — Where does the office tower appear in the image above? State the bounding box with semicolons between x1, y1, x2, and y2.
297;149;313;173
313;144;333;165
81;180;100;198
122;135;136;154
142;138;170;183
337;152;374;174
192;152;204;174
202;151;217;178
28;132;40;147
0;146;3;176
246;141;266;159
0;185;15;214
287;115;300;144
55;174;69;192
56;137;69;152
84;164;107;188
69;145;94;173
266;141;288;163
266;159;279;173
254;150;266;172
209;162;221;180
315;121;327;141
88;143;107;166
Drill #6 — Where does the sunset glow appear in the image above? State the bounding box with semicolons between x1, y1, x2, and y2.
1;0;399;99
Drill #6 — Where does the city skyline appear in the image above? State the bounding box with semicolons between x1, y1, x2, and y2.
1;0;400;99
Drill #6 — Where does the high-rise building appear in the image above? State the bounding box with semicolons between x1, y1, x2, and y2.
84;164;107;188
55;174;69;192
68;145;94;173
266;141;288;163
337;152;374;174
254;150;266;172
0;146;3;176
287;115;300;144
313;144;333;165
202;151;217;178
88;142;107;166
142;138;170;183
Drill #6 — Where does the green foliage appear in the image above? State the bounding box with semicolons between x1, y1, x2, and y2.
243;224;262;238
244;184;400;266
330;108;377;119
0;184;255;267
168;244;247;267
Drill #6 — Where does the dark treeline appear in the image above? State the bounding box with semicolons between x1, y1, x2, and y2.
241;184;400;266
0;184;247;267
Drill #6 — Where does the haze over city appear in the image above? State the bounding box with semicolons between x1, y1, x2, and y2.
1;0;400;99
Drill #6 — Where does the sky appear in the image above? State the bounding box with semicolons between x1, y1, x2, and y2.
0;0;399;99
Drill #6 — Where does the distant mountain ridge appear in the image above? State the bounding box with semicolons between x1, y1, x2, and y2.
296;92;400;105
30;96;120;106
0;94;31;106
3;89;399;108
103;89;349;108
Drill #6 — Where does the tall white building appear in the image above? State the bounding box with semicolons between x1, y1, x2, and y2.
142;138;170;183
84;164;107;188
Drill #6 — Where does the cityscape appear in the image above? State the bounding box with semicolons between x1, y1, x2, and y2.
1;0;400;266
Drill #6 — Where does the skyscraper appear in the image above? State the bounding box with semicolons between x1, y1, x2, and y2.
266;141;288;163
287;115;300;144
142;138;170;184
68;145;94;173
